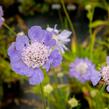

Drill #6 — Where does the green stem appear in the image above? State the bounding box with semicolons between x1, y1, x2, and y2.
60;0;77;53
89;8;95;59
3;23;16;36
100;83;106;94
60;0;76;35
40;83;46;109
46;96;50;109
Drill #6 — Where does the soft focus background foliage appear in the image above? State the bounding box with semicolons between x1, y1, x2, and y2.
0;0;109;109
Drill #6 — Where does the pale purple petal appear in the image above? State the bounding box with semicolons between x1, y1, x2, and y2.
42;31;56;47
8;42;20;62
15;35;29;51
0;6;3;17
8;42;15;56
52;54;62;67
29;68;44;85
106;56;109;65
11;60;26;75
58;30;72;39
106;85;109;92
90;70;101;86
43;61;51;72
28;26;43;42
69;69;79;78
0;17;4;27
50;49;62;67
11;60;34;77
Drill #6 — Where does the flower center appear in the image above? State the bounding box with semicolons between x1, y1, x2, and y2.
21;42;49;68
75;62;88;74
102;66;109;84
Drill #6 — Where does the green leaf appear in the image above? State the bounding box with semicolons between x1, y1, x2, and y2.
90;20;109;28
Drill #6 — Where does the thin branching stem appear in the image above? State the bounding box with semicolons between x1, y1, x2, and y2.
60;0;77;53
3;23;16;36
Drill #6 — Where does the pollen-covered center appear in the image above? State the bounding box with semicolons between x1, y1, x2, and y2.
21;42;49;68
75;62;88;74
102;66;109;84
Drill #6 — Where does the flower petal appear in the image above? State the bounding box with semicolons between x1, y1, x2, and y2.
43;61;51;72
106;56;109;65
11;59;34;77
29;68;44;85
90;70;101;86
28;26;43;42
106;85;109;92
58;30;72;39
8;42;15;56
50;49;62;67
43;31;56;47
0;17;4;27
0;6;3;17
16;35;29;51
8;42;20;62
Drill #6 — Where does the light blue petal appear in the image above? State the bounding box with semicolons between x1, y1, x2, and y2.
28;26;43;42
11;59;34;77
90;70;101;86
50;49;62;67
8;42;20;62
42;31;56;47
43;61;51;72
106;85;109;92
106;56;109;65
16;35;29;51
29;68;44;85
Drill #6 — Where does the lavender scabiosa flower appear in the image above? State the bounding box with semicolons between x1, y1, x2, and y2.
46;25;72;53
69;58;101;86
0;6;4;27
8;26;62;85
101;56;109;92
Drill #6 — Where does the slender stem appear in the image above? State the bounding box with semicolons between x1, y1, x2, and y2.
100;83;106;94
89;8;95;59
60;0;76;36
40;83;46;109
60;0;77;53
3;23;16;36
46;96;50;109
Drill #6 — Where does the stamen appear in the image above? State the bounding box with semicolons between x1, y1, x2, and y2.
75;62;88;74
21;42;49;68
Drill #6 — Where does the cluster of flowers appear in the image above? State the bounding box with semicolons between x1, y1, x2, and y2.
1;6;109;92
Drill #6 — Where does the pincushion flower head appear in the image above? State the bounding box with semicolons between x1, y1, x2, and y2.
69;58;101;86
101;56;109;92
46;25;72;53
0;6;4;27
8;26;62;85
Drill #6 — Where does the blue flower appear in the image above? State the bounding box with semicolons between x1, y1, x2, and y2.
69;58;101;86
0;6;4;27
8;26;62;85
46;25;72;53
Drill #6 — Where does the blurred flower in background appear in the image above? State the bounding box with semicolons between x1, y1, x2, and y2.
0;6;4;27
46;25;72;53
69;58;101;86
8;26;62;85
68;97;79;108
101;56;109;92
43;84;53;96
